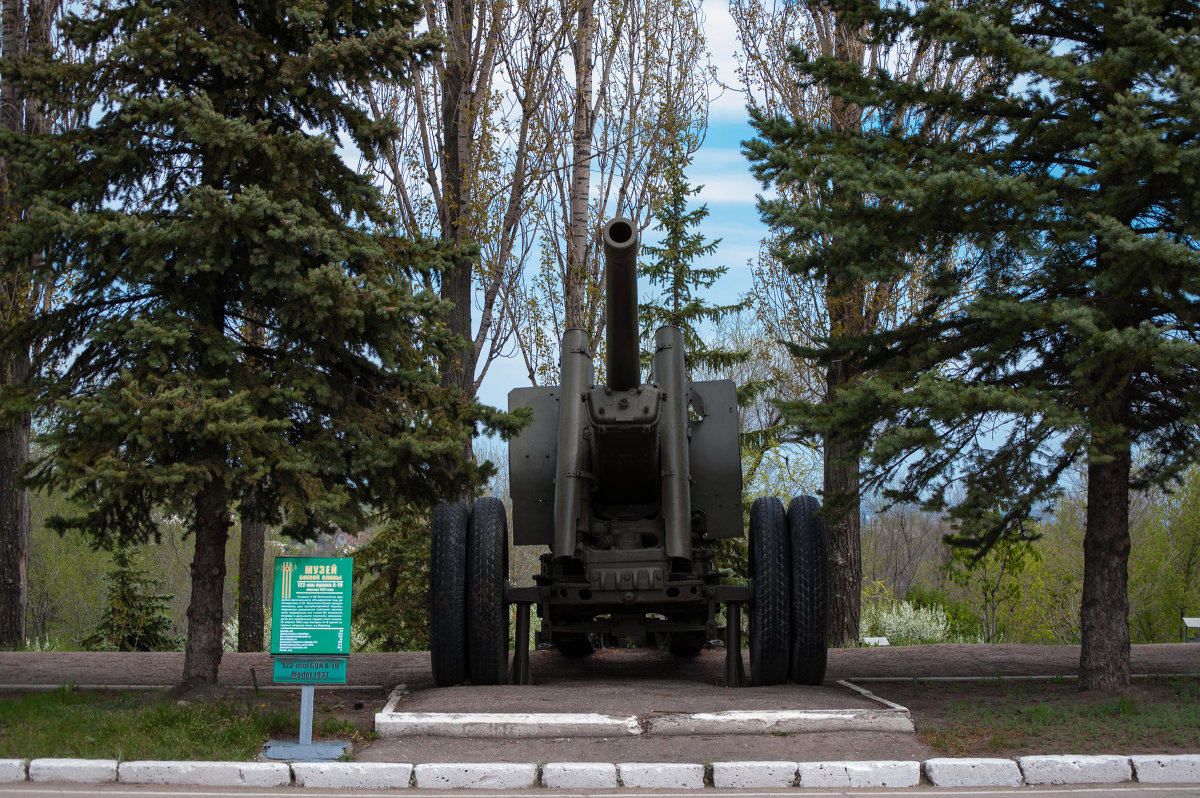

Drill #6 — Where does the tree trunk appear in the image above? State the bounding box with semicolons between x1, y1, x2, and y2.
823;360;862;648
820;9;866;649
438;0;477;398
236;492;264;652
0;0;29;650
0;351;29;649
564;0;594;331
1079;442;1132;691
182;480;232;683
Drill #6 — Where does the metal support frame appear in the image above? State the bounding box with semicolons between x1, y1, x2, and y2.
512;601;533;685
298;685;315;746
723;601;747;688
506;583;751;687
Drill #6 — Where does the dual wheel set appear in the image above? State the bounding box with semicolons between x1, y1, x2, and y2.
429;494;829;688
429;497;510;687
747;495;828;686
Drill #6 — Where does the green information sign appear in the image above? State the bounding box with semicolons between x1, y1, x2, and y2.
271;556;353;657
272;656;347;684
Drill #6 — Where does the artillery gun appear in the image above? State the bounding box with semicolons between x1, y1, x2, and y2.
428;217;829;687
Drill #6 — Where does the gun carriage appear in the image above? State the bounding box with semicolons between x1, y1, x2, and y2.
428;217;829;687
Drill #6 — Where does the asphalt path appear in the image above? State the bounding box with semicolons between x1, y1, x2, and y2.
3;784;1200;797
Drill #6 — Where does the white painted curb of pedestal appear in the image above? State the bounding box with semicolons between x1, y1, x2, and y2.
292;762;413;788
118;760;290;787
377;711;641;738
28;758;117;783
414;762;537;789
542;762;618;789
1018;755;1132;785
924;757;1023;787
618;762;706;789
711;761;797;788
0;760;25;783
645;708;913;735
797;760;920;788
1131;754;1200;784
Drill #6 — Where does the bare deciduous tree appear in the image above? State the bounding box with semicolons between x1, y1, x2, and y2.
515;0;716;384
367;0;569;396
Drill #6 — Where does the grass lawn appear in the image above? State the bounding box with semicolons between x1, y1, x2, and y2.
0;686;376;761
895;677;1200;757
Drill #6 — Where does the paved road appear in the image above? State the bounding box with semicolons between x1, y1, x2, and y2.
3;784;1200;797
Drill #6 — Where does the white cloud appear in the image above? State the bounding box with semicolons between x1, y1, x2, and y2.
693;173;771;205
703;0;753;122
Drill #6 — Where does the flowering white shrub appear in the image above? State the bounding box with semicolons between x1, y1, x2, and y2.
222;612;273;653
860;600;954;646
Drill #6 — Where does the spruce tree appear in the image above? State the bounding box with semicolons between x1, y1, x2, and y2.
6;0;515;684
83;547;176;653
751;0;1200;689
638;151;750;378
637;151;764;575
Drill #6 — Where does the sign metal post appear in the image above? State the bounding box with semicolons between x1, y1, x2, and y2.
263;556;354;762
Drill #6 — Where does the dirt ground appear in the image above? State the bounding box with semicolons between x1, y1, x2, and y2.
2;644;1197;762
4;643;1195;690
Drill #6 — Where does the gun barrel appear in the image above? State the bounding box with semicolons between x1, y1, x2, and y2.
602;217;640;391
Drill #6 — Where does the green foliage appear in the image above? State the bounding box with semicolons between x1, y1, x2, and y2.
747;0;1200;685
1128;465;1200;642
221;610;271;654
352;506;430;652
637;157;768;574
944;539;1038;643
747;0;1200;540
83;547;177;652
26;490;111;648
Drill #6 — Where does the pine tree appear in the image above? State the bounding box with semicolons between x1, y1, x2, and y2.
638;152;767;575
751;0;1200;690
83;547;176;653
6;0;517;684
744;3;975;645
638;152;750;378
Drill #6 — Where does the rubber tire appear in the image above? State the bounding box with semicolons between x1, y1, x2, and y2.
553;632;595;657
430;500;469;687
788;496;829;685
749;496;791;686
467;497;510;685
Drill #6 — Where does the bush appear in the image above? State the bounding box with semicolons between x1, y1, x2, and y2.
352;506;430;652
859;580;976;645
905;585;982;641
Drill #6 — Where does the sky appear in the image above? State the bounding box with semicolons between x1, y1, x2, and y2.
475;0;772;410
